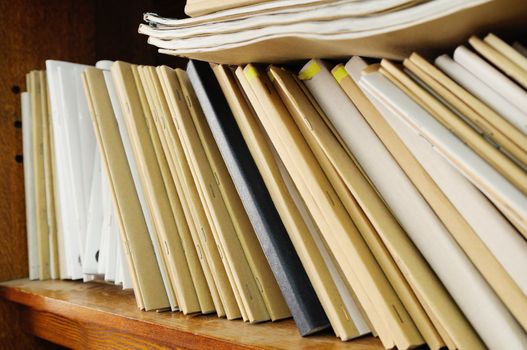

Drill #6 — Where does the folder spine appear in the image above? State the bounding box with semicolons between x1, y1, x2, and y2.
186;60;329;336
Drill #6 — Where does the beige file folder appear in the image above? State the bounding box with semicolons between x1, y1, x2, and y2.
128;64;201;314
157;66;247;319
40;72;59;280
160;67;265;323
470;35;527;89
271;65;450;350
143;65;217;314
136;65;212;314
213;63;364;340
83;66;169;311
380;60;527;331
336;61;485;350
29;71;50;280
485;33;527;72
238;64;427;349
177;69;290;322
382;60;527;195
406;53;527;237
403;56;527;167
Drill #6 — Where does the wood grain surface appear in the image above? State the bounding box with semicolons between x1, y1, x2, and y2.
0;279;383;350
0;0;96;282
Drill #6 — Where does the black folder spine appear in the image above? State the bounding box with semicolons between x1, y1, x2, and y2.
186;60;329;336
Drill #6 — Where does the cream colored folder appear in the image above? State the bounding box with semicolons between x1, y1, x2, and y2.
434;54;527;137
126;64;179;311
271;65;449;350
47;95;63;280
157;65;239;320
276;65;449;348
407;53;527;154
402;55;527;168
143;65;218;314
353;56;527;306
40;72;59;280
485;33;527;72
453;45;527;117
83;67;169;311
177;68;290;322
405;53;527;237
29;71;50;280
128;64;201;314
360;70;527;350
213;63;365;340
21;89;39;280
238;64;426;349
137;65;214;314
173;69;250;322
379;60;527;331
158;67;267;323
339;59;486;350
237;64;394;346
83;69;144;310
470;35;527;89
381;60;527;195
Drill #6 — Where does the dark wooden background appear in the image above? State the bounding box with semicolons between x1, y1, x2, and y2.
0;1;186;347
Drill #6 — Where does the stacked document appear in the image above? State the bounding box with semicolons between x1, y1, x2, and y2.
22;61;133;288
140;0;527;63
21;32;527;349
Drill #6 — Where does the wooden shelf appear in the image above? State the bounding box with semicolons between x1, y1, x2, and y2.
0;279;382;349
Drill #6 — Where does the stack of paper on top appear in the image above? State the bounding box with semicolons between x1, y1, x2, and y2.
140;0;527;64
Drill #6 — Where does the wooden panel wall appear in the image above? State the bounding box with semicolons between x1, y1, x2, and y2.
0;0;97;283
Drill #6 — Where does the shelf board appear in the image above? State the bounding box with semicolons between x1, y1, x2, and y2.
0;279;382;350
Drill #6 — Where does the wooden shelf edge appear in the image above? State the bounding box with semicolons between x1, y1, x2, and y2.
0;279;382;350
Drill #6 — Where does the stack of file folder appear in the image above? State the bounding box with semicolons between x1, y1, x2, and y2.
139;0;527;64
21;30;527;349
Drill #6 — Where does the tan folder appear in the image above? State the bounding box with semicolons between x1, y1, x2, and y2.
213;63;364;340
404;53;527;238
405;53;527;166
83;67;169;311
136;65;214;314
40;72;59;280
270;65;451;350
142;65;218;314
381;60;527;196
159;66;265;323
127;63;201;314
379;59;527;331
29;71;50;280
334;63;485;350
484;33;527;73
238;64;426;349
172;68;251;322
470;35;527;89
157;65;240;320
177;69;290;322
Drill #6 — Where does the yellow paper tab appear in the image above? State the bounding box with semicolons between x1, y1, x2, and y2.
244;65;259;81
298;60;321;80
332;65;348;83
